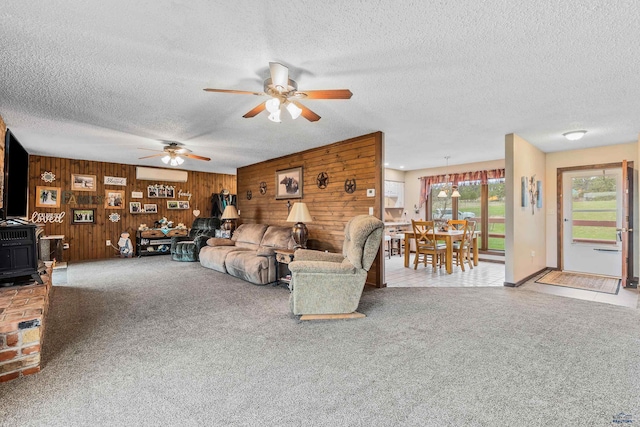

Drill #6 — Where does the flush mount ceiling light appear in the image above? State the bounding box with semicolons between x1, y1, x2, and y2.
563;130;587;141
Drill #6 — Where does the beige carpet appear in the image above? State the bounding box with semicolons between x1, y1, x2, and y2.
536;270;620;294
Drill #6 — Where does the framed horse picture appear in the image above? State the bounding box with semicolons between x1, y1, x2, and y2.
275;167;303;200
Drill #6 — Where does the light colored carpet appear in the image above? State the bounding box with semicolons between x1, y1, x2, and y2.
1;256;639;426
536;270;620;294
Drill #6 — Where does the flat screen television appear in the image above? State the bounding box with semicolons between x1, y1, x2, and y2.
2;129;30;220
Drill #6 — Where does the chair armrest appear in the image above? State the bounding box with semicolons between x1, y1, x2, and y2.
293;249;344;263
289;260;356;275
170;235;192;253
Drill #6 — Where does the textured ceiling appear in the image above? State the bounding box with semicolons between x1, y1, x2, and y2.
1;1;639;174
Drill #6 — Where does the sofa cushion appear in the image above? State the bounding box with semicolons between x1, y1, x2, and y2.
232;224;268;250
260;226;294;249
199;246;250;273
225;251;273;285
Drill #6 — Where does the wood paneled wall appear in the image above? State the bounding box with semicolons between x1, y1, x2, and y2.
28;156;236;262
237;132;385;287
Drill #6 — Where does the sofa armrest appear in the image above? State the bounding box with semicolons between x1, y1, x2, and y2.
256;247;276;257
205;237;236;247
293;249;344;263
289;260;356;275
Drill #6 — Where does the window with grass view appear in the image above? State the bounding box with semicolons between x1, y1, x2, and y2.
427;177;505;252
571;174;617;244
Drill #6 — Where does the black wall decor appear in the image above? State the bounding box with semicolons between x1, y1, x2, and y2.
344;178;356;194
259;182;267;195
316;172;329;189
246;190;252;200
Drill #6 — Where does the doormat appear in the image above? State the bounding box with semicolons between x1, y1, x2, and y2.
535;270;620;295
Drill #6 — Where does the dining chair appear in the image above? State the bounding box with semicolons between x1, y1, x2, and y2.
452;220;475;271
447;219;467;231
411;220;446;271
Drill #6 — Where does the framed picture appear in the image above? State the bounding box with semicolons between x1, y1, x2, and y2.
71;174;96;192
105;189;125;209
521;176;528;207
129;202;142;213
167;200;179;209
71;209;95;224
131;191;143;199
147;184;175;198
144;204;157;213
178;201;190;209
36;186;62;208
275;167;303;199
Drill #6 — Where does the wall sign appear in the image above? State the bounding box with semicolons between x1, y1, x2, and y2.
105;176;127;186
131;191;143;199
178;190;192;200
31;211;65;223
62;191;104;205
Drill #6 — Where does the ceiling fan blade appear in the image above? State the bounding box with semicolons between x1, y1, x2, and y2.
139;153;165;160
183;153;211;162
298;89;353;99
269;62;289;90
243;102;267;118
203;88;265;96
292;101;321;122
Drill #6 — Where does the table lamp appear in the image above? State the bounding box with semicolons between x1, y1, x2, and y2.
286;202;312;249
221;205;239;234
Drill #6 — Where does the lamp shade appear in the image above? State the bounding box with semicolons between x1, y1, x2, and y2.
451;186;461;198
286;202;312;223
221;205;239;220
437;190;448;198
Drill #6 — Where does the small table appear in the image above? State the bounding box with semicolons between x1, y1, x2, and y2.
274;249;295;286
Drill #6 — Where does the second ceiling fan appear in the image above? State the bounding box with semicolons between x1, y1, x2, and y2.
204;62;352;122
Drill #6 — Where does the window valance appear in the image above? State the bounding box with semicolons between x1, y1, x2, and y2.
418;168;505;208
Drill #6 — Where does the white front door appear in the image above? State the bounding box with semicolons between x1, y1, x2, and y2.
562;168;622;277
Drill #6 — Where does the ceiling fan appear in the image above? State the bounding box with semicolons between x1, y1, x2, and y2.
204;62;352;122
138;142;210;166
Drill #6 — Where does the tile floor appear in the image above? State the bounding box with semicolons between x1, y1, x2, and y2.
384;253;639;309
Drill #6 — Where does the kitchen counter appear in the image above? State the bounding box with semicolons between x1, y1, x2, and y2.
384;221;411;227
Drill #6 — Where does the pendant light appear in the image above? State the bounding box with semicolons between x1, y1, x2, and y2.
438;156;452;198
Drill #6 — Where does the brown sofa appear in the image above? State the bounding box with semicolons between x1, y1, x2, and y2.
199;223;294;285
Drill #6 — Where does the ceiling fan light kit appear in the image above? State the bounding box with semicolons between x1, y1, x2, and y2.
563;130;587;141
139;142;210;167
204;61;352;123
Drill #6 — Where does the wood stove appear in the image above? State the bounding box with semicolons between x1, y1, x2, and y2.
0;219;45;284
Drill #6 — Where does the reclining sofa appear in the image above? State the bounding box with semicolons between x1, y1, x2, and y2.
199;223;294;285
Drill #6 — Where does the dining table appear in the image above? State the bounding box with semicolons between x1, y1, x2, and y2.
403;229;480;274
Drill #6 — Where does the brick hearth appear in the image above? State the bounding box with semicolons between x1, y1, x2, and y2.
0;269;52;383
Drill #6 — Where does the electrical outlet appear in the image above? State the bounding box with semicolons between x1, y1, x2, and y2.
369;207;374;215
106;240;111;247
530;250;535;257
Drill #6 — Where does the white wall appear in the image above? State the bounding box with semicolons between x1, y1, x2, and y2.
505;134;546;284
404;159;505;221
545;142;639;276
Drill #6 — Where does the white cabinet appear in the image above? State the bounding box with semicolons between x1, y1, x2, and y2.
384;181;404;208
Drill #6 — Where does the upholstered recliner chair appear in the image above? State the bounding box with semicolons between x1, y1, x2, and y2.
171;217;221;262
288;215;384;320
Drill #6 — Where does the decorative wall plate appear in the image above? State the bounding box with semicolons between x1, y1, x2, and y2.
344;178;356;194
316;172;329;189
247;190;252;200
259;182;267;195
109;213;121;222
40;171;56;183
